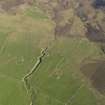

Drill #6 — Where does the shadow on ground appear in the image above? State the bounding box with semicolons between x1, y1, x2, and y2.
80;59;105;94
86;23;105;43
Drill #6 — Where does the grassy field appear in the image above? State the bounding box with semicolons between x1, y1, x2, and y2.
0;2;105;105
28;37;105;105
0;5;54;105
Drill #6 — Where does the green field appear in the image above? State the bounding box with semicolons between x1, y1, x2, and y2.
0;2;105;105
0;6;54;105
28;38;104;105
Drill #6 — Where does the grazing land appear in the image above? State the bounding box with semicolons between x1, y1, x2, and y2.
0;0;105;105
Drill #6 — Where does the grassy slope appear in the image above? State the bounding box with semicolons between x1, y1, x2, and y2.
0;3;105;105
0;5;54;105
29;37;105;105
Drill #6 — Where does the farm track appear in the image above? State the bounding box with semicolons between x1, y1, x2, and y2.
22;47;48;105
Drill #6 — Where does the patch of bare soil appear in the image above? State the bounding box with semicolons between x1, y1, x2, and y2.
80;59;105;94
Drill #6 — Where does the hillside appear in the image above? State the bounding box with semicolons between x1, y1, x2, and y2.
0;0;105;105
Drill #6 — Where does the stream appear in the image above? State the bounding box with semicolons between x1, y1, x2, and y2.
22;47;48;105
